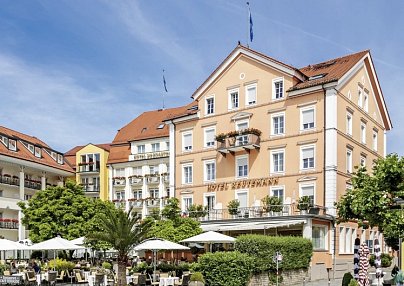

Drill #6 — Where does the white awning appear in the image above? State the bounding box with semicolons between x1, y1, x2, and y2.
201;219;305;232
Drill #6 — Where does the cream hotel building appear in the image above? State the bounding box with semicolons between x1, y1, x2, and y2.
165;45;392;278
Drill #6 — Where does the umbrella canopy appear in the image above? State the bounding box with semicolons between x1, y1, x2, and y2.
30;237;85;250
70;237;85;246
374;239;382;279
0;239;30;251
180;231;236;244
358;242;370;286
134;238;189;251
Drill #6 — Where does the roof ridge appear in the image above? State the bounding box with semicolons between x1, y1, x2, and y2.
300;49;369;70
0;125;50;148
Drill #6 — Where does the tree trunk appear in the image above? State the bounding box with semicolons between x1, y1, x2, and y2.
117;259;127;286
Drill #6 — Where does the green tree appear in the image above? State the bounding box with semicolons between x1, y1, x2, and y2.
17;180;112;244
161;198;181;221
87;206;151;286
336;154;404;248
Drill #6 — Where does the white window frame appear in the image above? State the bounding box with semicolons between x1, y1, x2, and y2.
358;87;363;108
245;83;257;106
346;112;352;136
360;122;366;144
300;106;315;131
182;163;193;185
204;127;216;148
363;92;369;112
137;144;145;154
182;131;193;152
270;149;285;174
235;189;249;208
8;139;16;151
236;155;249;179
300;145;315;170
204;160;216;182
360;156;366;167
34;147;41;158
372;131;378;151
272;77;284;100
228;88;239;110
271;112;285;136
270;185;284;203
132;166;142;176
312;224;328;250
182;195;193;212
151;143;160;152
205;95;215;116
346;149;353;173
299;183;315;206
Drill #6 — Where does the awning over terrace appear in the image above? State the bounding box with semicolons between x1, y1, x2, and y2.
201;219;306;232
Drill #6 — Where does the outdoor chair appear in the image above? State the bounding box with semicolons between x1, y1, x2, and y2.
75;272;87;284
66;271;76;284
174;274;190;286
26;271;37;286
56;270;65;283
48;271;57;286
135;274;146;286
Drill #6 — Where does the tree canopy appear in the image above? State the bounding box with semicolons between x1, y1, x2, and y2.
336;154;404;248
143;198;203;242
17;180;114;244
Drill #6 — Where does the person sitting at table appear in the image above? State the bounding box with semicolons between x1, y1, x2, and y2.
33;262;41;274
10;262;18;274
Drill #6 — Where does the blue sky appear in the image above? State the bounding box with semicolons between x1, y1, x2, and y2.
0;0;403;155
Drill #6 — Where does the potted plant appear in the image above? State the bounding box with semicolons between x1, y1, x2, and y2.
297;196;311;214
189;272;205;286
227;199;240;217
394;270;404;286
214;133;227;143
262;196;283;215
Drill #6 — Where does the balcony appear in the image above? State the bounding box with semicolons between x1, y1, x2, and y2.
129;151;169;161
0;218;19;229
113;200;126;209
217;129;261;155
113;177;126;186
146;198;160;207
81;184;100;193
129;176;143;186
128;199;143;208
147;175;160;184
78;163;100;173
24;180;41;190
184;204;327;221
0;175;19;186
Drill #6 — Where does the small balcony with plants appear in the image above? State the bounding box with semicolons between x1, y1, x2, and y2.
129;175;143;186
112;199;126;209
24;179;41;190
0;174;19;186
128;198;144;208
216;128;261;155
0;218;19;229
112;177;126;186
145;197;160;207
146;174;160;185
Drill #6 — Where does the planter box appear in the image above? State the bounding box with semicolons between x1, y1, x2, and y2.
249;269;308;286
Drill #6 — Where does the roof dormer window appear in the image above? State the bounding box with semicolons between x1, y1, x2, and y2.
9;139;16;151
0;136;8;147
57;154;63;164
34;147;41;158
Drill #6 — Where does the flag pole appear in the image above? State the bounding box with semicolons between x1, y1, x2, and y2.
246;2;250;48
162;69;167;110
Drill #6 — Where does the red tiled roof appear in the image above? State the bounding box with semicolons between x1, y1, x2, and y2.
290;50;369;91
0;126;74;173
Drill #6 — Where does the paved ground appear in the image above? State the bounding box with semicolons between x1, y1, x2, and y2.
304;278;342;286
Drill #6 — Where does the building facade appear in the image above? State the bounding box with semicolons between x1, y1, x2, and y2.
165;45;392;279
107;106;191;217
0;126;74;241
64;143;111;201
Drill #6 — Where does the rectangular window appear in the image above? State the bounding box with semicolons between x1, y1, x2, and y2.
8;139;16;151
149;189;159;198
0;136;8;147
301;185;314;206
346;112;352;136
132;166;142;176
346;149;353;173
133;190;142;200
34;147;41;158
28;144;34;153
301;146;315;169
271;186;284;202
57;154;63;164
360;156;366;167
312;226;326;250
115;168;125;177
137;145;145;154
183;164;193;184
246;84;257;106
206;97;214;115
364;92;369;112
204;161;216;182
271;150;285;173
372;131;378;151
149;165;159;174
301;108;315;130
272;113;285;135
361;123;366;144
339;227;345;253
182;196;193;212
116;191;125;200
151;143;160;152
183;132;193;151
204;128;215;148
236;156;248;178
229;89;239;110
358;88;363;108
272;78;284;99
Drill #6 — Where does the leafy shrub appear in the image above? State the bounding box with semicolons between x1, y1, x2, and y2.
197;251;254;286
235;235;312;273
369;253;393;268
190;272;205;282
262;196;283;213
131;262;151;273
187;204;208;218
157;262;175;272
48;258;75;271
297;196;311;211
342;272;353;286
102;262;112;270
348;278;359;286
227;200;240;215
0;264;6;275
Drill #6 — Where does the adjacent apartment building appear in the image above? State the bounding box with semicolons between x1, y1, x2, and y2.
107;106;192;217
0;126;74;241
64;143;111;201
165;45;392;279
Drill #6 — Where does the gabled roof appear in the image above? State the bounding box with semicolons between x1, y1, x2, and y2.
191;44;306;100
64;143;111;168
108;104;194;164
290;50;369;91
0;126;74;173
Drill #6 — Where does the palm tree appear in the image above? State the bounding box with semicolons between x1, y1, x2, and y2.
87;206;150;286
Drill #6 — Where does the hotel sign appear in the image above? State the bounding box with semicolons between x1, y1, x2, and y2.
132;151;169;161
207;177;279;192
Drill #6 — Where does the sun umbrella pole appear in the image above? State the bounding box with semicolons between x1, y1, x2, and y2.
153;250;157;282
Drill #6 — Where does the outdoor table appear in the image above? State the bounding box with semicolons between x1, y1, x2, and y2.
159;277;179;286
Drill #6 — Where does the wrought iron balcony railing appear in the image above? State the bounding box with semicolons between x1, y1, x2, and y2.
217;133;260;154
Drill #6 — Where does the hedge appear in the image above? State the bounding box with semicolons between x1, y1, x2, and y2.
235;235;313;273
197;251;255;286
